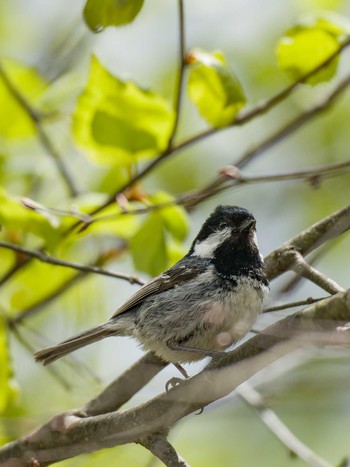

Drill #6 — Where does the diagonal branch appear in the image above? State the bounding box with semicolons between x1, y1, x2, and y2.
139;433;190;467
0;62;79;197
264;203;350;281
0;241;144;285
237;383;332;467
285;249;344;294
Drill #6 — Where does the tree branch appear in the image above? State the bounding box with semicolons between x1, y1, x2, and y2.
67;38;350;229
264;203;350;280
263;296;327;313
0;62;79;197
237;383;332;467
285;249;344;294
139;434;190;467
1;283;350;464
0;264;350;465
0;241;144;286
166;0;186;150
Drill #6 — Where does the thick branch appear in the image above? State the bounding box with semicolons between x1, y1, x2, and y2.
1;289;350;465
285;250;344;294
139;434;190;467
264;203;350;280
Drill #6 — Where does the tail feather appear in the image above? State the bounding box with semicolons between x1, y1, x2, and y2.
35;324;112;366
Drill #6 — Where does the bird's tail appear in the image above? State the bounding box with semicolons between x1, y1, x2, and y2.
34;322;119;366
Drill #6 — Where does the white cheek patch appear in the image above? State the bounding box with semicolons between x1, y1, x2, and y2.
192;228;231;258
252;231;264;261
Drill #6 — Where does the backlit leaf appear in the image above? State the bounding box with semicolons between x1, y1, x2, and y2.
84;0;144;33
187;49;246;128
0;59;47;138
72;56;175;166
150;191;189;241
130;213;167;276
276;14;350;84
130;194;188;276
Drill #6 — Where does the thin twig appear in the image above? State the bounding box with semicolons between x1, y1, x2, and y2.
31;159;350;228
184;73;350;206
237;383;332;467
0;257;31;287
0;241;145;285
225;160;350;184
0;62;79;197
263;296;328;313
9;322;72;390
166;0;186;150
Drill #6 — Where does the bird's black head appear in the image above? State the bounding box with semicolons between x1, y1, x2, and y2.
189;205;265;278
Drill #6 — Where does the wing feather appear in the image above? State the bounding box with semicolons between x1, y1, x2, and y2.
112;258;208;318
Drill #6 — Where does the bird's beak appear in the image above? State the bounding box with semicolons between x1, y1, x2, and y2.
240;219;256;232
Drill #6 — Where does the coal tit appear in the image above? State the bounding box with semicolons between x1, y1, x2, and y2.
35;205;269;366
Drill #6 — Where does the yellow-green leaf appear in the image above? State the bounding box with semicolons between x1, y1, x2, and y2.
276;14;350;84
72;56;175;166
129;195;188;276
0;315;19;415
0;58;47;138
84;0;144;33
187;49;246;128
150;192;189;241
0;189;63;247
130;213;167;276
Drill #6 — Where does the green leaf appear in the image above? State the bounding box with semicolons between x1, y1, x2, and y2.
7;262;77;314
187;49;246;128
0;315;19;415
0;189;63;247
276;14;350;84
0;59;47;138
150;192;189;241
130;194;188;276
84;0;144;33
130;213;167;276
72;56;175;166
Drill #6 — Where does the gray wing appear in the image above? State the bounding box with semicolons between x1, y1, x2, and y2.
111;259;208;318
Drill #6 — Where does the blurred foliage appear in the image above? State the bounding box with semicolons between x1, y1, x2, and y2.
0;59;47;138
0;0;350;465
0;316;18;417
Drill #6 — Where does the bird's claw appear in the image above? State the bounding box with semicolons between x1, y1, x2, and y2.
165;377;184;392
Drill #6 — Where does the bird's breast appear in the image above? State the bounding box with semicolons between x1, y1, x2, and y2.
201;275;267;348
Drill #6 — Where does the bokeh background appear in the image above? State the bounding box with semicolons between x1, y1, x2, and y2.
1;0;350;465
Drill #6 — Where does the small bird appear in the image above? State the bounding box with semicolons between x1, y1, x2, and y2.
35;205;269;367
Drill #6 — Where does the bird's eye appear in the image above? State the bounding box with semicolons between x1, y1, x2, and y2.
218;221;228;230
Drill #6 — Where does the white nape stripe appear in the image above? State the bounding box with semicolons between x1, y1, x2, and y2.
192;228;231;258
